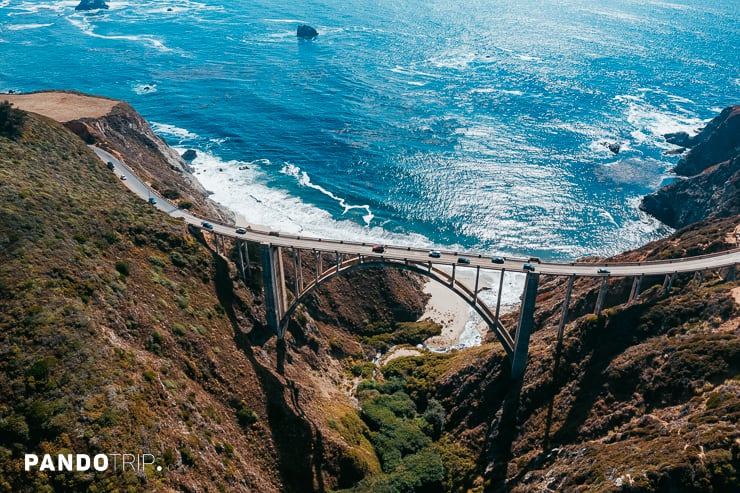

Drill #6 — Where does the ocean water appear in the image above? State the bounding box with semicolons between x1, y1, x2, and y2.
2;0;738;262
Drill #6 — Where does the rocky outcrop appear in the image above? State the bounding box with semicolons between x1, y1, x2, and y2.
641;156;739;228
674;105;740;176
297;24;318;39
75;0;109;11
640;105;740;229
182;149;197;161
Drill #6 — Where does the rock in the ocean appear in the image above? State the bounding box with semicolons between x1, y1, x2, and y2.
664;131;691;147
182;149;197;161
297;24;319;39
75;0;109;11
607;142;621;154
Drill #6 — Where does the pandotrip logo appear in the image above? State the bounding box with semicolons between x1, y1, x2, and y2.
25;453;162;474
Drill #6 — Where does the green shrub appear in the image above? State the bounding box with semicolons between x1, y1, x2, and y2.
115;260;131;276
0;100;25;139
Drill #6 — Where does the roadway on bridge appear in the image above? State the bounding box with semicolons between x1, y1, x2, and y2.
94;147;740;278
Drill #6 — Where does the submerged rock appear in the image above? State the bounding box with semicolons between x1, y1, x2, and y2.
75;0;109;11
181;149;197;161
297;24;318;39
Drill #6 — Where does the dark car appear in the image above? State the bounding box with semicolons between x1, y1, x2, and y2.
597;268;610;274
268;231;280;237
491;257;504;264
107;161;115;170
372;244;385;253
528;256;541;263
428;250;441;258
235;227;247;234
522;263;536;272
457;257;471;264
201;221;214;230
148;197;157;205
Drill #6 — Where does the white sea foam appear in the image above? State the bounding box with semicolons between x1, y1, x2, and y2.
66;15;170;52
132;83;157;95
616;91;705;148
280;162;375;226
184;147;437;248
151;122;199;142
5;23;54;30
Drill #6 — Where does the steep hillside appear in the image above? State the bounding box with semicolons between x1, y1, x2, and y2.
641;105;740;228
0;105;430;492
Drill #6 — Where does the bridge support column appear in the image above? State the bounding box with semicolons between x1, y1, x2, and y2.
238;241;247;281
664;272;676;294
293;249;301;296
494;269;505;326
451;264;456;287
629;274;643;303
557;275;575;343
511;273;539;380
594;276;608;316
726;264;737;282
474;266;480;302
261;244;288;338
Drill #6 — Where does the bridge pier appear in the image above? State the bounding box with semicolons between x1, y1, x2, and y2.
237;241;248;281
261;244;288;338
725;264;736;281
628;274;643;303
557;274;575;343
594;276;608;316
511;272;539;380
494;269;505;326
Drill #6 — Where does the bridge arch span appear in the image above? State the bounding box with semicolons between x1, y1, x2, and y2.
280;256;516;356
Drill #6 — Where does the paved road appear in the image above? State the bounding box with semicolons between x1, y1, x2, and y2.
93;147;740;278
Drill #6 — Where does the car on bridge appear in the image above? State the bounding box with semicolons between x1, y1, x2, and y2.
428;250;441;258
457;257;471;264
372;244;385;253
528;256;541;263
522;263;536;272
491;257;504;264
597;268;610;274
201;221;214;230
235;227;247;234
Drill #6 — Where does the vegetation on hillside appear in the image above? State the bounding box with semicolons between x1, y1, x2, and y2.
0;112;288;492
0;101;25;139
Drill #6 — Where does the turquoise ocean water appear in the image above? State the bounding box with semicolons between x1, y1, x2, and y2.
1;0;738;260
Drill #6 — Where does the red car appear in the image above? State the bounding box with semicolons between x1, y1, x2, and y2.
371;244;385;253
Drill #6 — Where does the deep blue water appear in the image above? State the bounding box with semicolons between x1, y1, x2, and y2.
2;0;738;260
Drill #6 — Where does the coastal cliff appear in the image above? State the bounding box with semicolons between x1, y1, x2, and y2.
0;95;429;492
1;92;738;492
640;105;740;229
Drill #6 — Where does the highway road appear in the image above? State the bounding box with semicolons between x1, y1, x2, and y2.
94;147;740;279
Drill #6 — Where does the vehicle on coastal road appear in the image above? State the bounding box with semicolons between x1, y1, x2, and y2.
201;221;214;230
457;257;471;264
491;257;504;264
148;197;157;205
428;250;441;258
528;256;541;263
120;175;126;180
372;244;385;253
523;263;536;272
597;268;611;274
235;227;247;234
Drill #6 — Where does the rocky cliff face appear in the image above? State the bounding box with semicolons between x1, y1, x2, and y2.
0;100;431;492
640;105;740;229
434;216;739;492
